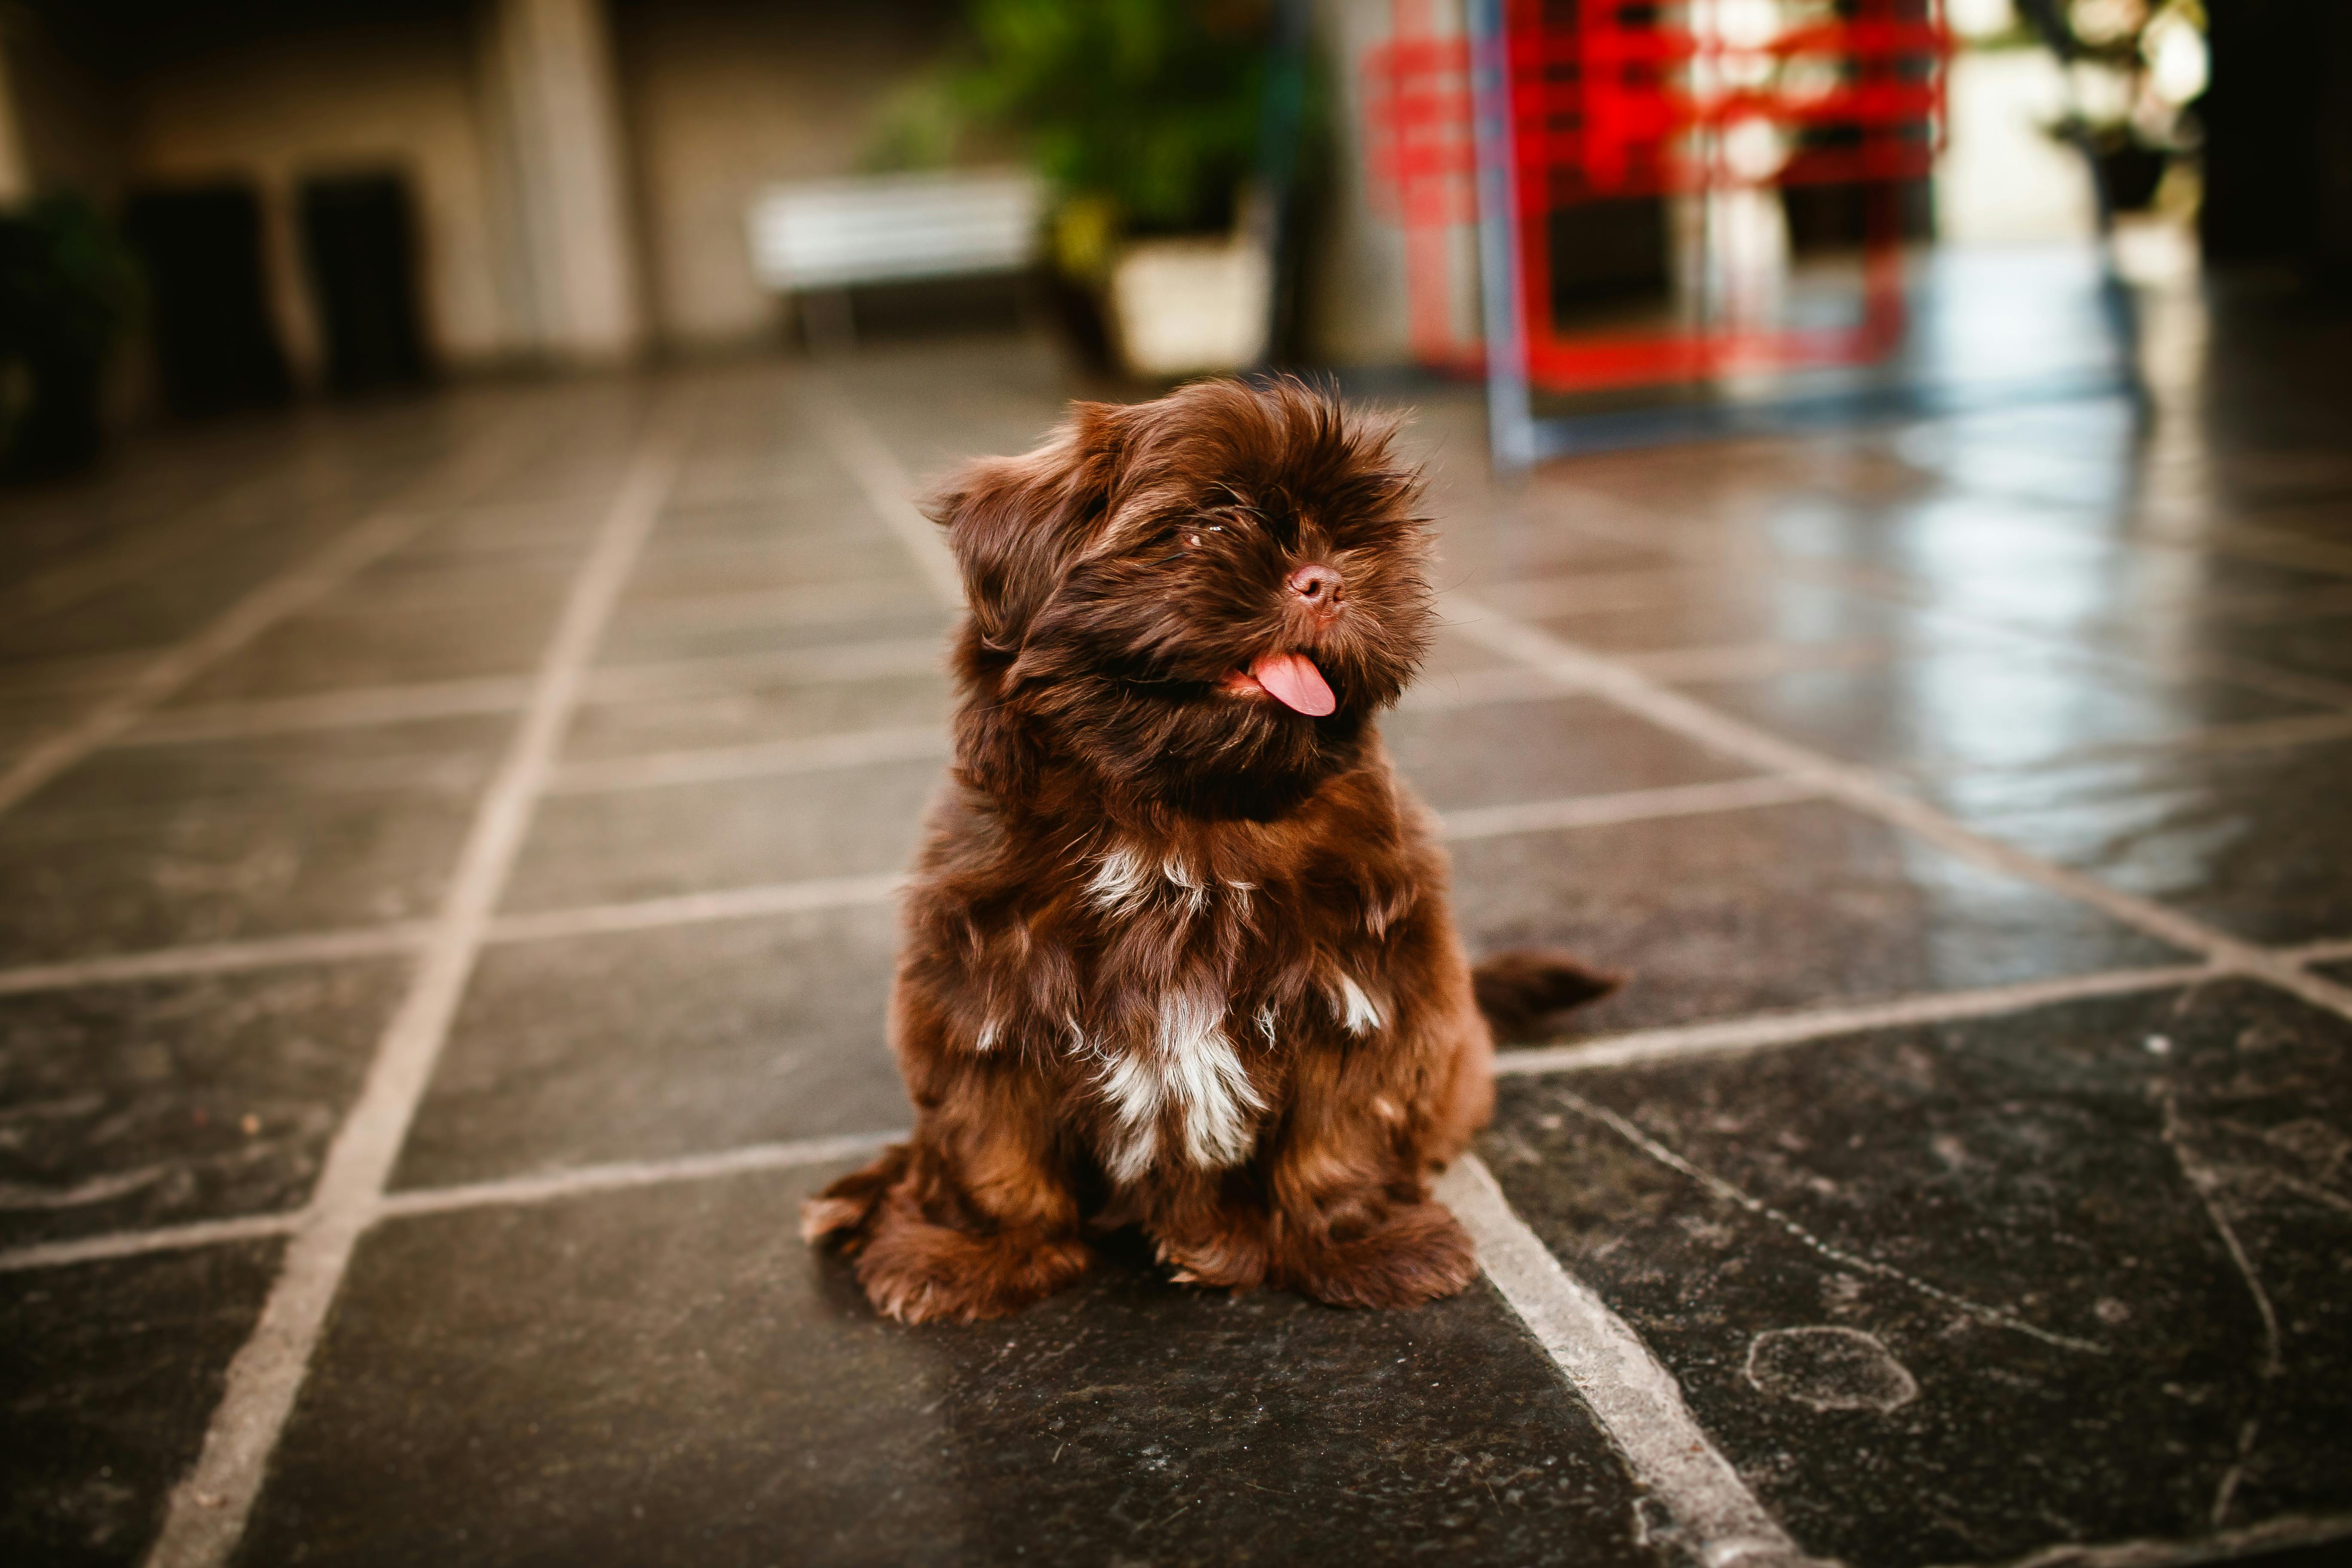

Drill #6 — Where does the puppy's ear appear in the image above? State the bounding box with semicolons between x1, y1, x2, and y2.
929;403;1123;646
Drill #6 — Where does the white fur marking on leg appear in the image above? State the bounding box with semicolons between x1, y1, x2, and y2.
1156;990;1265;1168
1329;973;1387;1035
1096;1050;1165;1185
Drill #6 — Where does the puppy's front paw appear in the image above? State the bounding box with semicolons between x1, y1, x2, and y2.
1156;1222;1270;1293
1284;1201;1478;1311
855;1211;1091;1324
799;1143;911;1251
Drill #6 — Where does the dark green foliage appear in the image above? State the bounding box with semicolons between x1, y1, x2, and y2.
956;0;1272;234
0;196;141;477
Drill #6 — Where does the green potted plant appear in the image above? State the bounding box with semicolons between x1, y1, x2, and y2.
0;195;141;478
873;0;1303;378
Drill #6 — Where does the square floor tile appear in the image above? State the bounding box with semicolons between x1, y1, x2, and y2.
1447;799;2187;1034
1761;496;2350;634
1682;643;2315;774
562;671;952;761
0;718;505;963
1923;735;2352;946
1483;980;2352;1567
169;597;566;705
2174;607;2352;686
1387;694;1759;814
1450;519;1679;586
1414;621;1525;685
501;758;943;914
240;1164;1660;1568
596;597;950;668
623;536;929;603
0;961;406;1248
1537;575;1928;658
391;501;601;567
3;1241;281;1568
0;534;312;668
394;908;906;1190
644;497;863;546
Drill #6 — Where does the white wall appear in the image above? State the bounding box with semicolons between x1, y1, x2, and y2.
616;0;957;349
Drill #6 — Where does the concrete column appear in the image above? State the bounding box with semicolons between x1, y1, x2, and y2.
477;0;643;362
0;25;32;205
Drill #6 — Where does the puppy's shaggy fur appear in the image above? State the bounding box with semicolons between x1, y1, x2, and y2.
804;378;1611;1322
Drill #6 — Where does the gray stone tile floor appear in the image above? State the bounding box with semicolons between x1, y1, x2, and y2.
3;297;2350;1568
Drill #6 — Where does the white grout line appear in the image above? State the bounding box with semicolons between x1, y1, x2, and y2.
0;1131;901;1276
483;872;907;945
0;965;2245;1276
142;420;685;1568
584;635;945;699
1954;1511;2352;1568
98;637;947;751
1394;665;1580;712
374;1130;903;1219
2283;936;2352;968
1438;775;1821;842
0;769;1858;998
119;677;534;747
1612;638;1896;684
0;429;534;820
795;376;966;610
0;1212;302;1275
545;724;952;794
613;579;946;631
0;926;429;998
1443;594;2352;1026
1434;1155;1822;1568
1910;708;2352;780
1494;962;2228;1076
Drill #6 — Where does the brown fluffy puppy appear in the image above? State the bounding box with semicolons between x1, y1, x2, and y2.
804;378;1611;1323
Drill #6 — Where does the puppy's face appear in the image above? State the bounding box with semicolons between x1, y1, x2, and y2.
936;379;1433;819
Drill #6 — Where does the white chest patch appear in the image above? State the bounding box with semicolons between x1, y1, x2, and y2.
1328;973;1388;1036
1094;989;1267;1183
1086;844;1239;921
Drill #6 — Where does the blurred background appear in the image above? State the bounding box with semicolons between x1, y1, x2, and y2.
0;0;2338;467
7;9;2352;1567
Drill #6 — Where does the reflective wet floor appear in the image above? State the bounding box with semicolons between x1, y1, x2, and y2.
4;282;2351;1568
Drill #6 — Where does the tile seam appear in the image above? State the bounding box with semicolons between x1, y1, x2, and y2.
0;419;547;820
0;961;2253;1276
794;374;966;610
1443;594;2352;1029
140;408;688;1568
1492;961;2229;1076
0;771;1860;996
0;1131;900;1276
1435;1155;1823;1568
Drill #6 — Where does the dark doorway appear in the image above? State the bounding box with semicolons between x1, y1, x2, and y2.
298;171;431;395
121;182;293;419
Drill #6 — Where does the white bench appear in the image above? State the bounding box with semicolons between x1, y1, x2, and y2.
745;168;1044;347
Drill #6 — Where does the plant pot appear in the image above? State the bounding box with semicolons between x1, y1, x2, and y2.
1106;233;1272;380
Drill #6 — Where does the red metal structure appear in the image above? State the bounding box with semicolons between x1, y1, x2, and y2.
1362;0;1953;393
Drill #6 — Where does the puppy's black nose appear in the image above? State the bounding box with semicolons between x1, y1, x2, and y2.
1286;563;1344;613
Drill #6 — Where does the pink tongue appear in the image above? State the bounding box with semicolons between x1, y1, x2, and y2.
1250;652;1336;716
